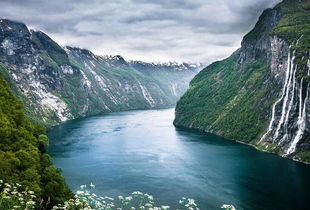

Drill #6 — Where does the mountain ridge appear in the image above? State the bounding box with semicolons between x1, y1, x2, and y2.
174;0;310;163
0;18;200;127
64;45;204;70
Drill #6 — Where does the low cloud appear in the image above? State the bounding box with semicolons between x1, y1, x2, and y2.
0;0;281;63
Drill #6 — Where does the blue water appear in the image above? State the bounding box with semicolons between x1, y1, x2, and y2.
48;108;310;210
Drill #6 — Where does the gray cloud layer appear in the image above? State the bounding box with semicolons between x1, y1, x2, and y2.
0;0;281;63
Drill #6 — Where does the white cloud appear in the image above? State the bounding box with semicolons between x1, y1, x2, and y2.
0;0;281;63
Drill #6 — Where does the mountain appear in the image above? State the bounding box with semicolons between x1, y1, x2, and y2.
174;0;310;162
0;19;199;126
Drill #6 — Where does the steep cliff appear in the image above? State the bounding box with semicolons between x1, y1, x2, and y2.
0;19;199;126
174;0;310;162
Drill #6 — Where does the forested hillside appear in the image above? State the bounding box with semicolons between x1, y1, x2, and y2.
0;66;72;208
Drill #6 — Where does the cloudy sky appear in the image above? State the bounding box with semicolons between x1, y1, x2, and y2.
0;0;281;63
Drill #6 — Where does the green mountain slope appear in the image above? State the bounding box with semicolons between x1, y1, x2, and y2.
174;0;310;162
175;51;272;141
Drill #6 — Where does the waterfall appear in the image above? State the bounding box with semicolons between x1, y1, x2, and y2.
273;50;296;141
259;35;309;155
259;50;292;142
284;65;297;131
286;57;310;154
278;65;297;145
307;58;310;76
260;47;309;155
286;83;308;154
298;79;304;126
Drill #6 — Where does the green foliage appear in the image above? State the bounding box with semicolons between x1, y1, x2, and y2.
38;52;60;69
38;135;49;153
296;151;310;163
0;71;72;208
0;64;20;95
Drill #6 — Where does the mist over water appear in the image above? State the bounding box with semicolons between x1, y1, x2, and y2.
48;108;310;209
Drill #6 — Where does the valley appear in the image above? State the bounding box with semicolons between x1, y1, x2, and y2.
0;0;309;209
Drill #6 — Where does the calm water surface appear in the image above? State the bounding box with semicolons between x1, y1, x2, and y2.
48;108;310;210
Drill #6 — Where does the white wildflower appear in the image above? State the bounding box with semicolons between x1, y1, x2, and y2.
3;187;10;192
126;196;133;201
26;200;36;205
188;199;195;205
76;190;84;195
90;182;95;188
221;204;236;210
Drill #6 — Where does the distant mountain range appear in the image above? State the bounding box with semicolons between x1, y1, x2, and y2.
0;18;201;126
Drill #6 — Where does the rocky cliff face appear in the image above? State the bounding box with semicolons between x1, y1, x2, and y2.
0;19;77;125
174;0;310;162
0;19;199;126
65;47;199;111
258;36;310;157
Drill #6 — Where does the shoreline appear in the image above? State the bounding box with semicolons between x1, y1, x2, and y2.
173;122;310;165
